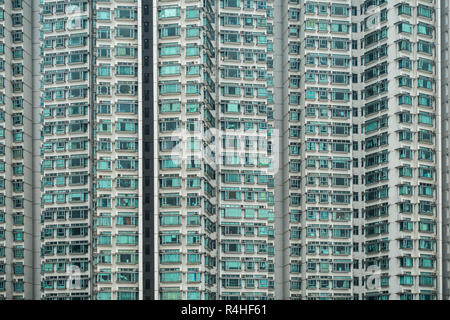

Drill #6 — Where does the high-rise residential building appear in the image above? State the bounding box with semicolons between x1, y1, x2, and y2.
0;0;449;300
40;0;142;300
287;0;355;300
154;0;218;301
289;0;441;300
359;0;441;300
216;0;276;300
0;0;40;300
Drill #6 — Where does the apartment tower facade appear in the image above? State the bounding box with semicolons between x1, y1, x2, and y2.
0;0;40;300
0;0;448;300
